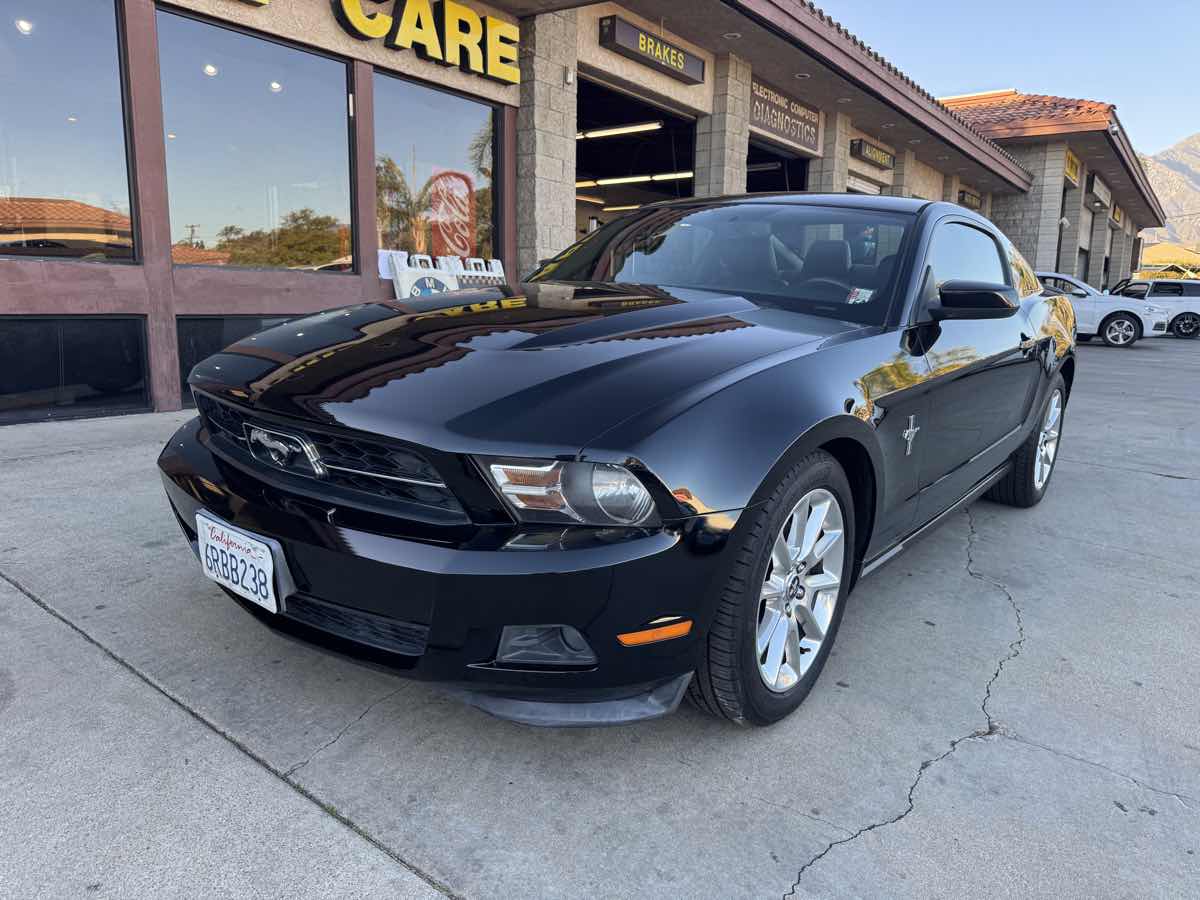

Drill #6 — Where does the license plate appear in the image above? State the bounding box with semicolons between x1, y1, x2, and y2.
196;513;278;613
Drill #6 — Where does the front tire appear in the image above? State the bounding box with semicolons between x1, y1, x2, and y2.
1100;313;1139;347
987;373;1065;508
1171;312;1200;339
688;451;854;726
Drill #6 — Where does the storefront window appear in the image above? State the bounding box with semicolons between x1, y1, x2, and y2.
373;71;496;260
177;315;294;402
0;1;134;261
0;318;148;423
157;10;353;270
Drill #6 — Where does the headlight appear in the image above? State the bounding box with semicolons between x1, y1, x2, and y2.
481;457;658;526
1144;304;1168;315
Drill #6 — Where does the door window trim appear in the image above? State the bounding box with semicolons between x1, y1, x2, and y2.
906;215;1013;325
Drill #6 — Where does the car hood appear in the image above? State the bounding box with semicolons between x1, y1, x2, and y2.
188;282;859;454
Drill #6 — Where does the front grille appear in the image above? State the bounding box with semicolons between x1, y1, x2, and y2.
284;594;429;656
194;391;464;516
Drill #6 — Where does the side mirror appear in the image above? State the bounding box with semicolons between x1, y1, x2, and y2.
930;280;1020;320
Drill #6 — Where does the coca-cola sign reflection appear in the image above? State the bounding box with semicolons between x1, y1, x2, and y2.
429;170;476;258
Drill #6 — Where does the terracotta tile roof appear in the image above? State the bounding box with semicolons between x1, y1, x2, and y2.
171;244;232;265
0;196;131;233
940;89;1114;138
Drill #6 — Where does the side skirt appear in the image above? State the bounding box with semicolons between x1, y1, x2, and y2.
859;462;1012;579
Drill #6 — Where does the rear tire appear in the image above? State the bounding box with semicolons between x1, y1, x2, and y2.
688;451;855;726
986;373;1066;508
1100;313;1139;348
1171;312;1200;339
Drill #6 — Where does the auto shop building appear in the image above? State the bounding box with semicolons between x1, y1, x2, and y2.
0;0;1165;422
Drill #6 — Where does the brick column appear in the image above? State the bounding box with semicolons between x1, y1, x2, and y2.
1085;212;1110;288
516;10;577;279
694;54;751;198
807;112;850;192
942;174;961;204
882;149;916;197
989;142;1067;271
1056;177;1086;276
1109;222;1129;285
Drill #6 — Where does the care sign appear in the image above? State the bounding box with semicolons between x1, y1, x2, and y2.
334;0;519;85
598;15;705;85
749;79;821;156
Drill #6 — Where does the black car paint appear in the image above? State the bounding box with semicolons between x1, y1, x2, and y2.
159;195;1075;722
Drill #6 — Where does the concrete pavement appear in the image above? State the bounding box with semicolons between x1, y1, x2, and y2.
0;338;1196;898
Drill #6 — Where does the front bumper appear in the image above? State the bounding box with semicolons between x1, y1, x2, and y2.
158;417;739;725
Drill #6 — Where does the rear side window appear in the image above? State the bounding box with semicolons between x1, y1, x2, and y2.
1150;282;1183;297
1182;283;1200;297
928;222;1007;286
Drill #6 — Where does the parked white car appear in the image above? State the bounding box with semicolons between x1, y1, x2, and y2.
1108;278;1200;339
1037;272;1169;348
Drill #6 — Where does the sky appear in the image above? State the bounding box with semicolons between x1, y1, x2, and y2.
826;0;1193;156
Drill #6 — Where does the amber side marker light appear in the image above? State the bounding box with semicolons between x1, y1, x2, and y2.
617;620;693;647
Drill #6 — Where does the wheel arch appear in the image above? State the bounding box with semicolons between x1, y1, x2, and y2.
1098;310;1142;342
746;417;883;585
1059;355;1076;401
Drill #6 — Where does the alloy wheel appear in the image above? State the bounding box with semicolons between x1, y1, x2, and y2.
1105;318;1136;346
1176;313;1200;337
1034;389;1063;490
756;488;845;693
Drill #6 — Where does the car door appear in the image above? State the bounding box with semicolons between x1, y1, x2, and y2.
1063;277;1099;332
911;219;1043;524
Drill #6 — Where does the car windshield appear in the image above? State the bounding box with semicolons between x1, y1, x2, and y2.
528;203;914;325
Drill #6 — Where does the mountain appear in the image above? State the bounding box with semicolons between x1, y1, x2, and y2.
1140;133;1200;247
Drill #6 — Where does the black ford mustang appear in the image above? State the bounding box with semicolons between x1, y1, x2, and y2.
159;195;1075;727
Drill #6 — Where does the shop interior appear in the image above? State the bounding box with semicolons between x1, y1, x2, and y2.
574;78;696;238
746;141;809;194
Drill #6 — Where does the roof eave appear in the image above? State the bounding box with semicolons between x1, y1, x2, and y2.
728;0;1033;193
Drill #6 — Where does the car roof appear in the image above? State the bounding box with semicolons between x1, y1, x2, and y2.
641;192;933;215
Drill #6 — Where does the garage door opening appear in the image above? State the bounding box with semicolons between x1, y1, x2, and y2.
575;78;695;238
746;141;809;194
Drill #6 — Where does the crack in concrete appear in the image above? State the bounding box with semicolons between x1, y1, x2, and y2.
1002;731;1198;811
284;687;406;778
0;567;463;900
964;506;1027;730
783;506;1022;898
1059;456;1199;482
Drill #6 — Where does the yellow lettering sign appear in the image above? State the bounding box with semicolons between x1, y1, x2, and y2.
485;17;519;84
440;0;484;73
333;1;519;83
389;0;443;61
336;0;392;40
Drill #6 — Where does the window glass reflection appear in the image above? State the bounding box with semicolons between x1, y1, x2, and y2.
157;10;353;270
0;318;148;422
0;1;134;261
374;72;496;260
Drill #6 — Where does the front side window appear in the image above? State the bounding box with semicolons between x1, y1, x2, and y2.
0;1;134;261
373;72;496;261
157;10;353;270
529;203;913;326
928;223;1007;286
1123;283;1149;299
